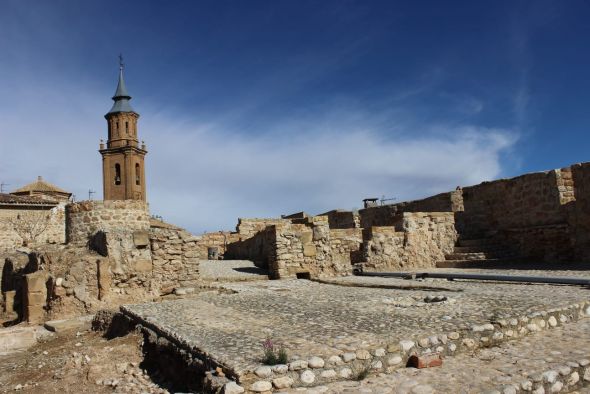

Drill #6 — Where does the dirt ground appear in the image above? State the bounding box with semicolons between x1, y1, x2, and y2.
0;327;170;394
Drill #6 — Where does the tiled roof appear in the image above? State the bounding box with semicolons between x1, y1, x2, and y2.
13;176;70;195
0;193;57;205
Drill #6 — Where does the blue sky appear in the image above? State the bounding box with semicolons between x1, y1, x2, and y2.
1;1;589;233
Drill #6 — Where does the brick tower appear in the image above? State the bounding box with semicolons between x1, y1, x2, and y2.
99;58;147;201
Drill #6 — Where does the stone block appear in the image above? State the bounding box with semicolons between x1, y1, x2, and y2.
27;292;47;307
300;231;313;244
133;230;150;247
26;305;45;325
0;326;37;353
303;244;317;257
133;259;153;272
25;273;46;293
4;290;16;314
44;315;93;333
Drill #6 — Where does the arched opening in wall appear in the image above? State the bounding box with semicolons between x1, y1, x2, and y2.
125;121;129;135
135;163;141;185
115;163;121;185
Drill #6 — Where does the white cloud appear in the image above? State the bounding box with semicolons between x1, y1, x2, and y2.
0;80;518;234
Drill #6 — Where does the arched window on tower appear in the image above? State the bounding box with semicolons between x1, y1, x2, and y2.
135;163;141;185
114;163;121;185
125;121;129;135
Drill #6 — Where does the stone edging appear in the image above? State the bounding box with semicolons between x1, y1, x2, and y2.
121;300;590;393
493;358;590;394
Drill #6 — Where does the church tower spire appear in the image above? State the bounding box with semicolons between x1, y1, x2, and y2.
99;56;147;201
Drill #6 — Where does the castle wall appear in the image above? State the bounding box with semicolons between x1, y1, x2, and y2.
363;212;457;270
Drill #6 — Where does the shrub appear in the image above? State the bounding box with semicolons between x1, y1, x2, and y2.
261;337;288;365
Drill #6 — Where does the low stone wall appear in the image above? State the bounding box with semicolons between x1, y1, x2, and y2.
66;200;150;245
363;212;457;270
0;204;66;251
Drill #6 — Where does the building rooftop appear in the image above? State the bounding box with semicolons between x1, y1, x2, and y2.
13;176;70;196
0;193;57;206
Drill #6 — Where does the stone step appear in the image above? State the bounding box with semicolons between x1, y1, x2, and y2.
445;252;489;261
453;246;493;253
436;258;514;269
457;238;498;247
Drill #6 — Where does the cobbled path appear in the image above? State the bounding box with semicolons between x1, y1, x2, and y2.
279;318;590;393
123;277;590;375
198;259;269;281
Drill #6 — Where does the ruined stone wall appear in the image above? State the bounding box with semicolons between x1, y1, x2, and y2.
359;190;462;229
363;212;457;270
149;227;202;291
235;218;289;239
271;216;362;279
0;204;66;251
320;210;360;229
459;169;568;239
197;231;239;258
66;200;150;245
570;163;590;261
224;218;289;268
225;226;277;268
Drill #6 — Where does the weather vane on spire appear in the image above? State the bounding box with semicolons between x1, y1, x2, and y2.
118;53;124;70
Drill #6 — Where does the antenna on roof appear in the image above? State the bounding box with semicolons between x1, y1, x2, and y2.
0;182;10;193
380;195;396;205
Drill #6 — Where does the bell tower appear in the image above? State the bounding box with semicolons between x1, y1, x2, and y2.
99;57;147;201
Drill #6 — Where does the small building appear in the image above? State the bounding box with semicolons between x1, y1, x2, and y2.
11;176;72;203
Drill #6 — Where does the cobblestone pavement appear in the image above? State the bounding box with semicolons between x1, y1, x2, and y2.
123;277;590;376
198;260;269;281
279;318;590;393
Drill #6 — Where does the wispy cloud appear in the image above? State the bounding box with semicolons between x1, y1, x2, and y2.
0;80;518;233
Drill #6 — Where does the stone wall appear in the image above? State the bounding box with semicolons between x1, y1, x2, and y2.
0;204;66;251
149;226;202;291
66;200;150;245
225;226;277;268
271;216;362;279
458;169;568;239
570;163;590;261
355;164;590;264
359;190;463;229
363;212;457;270
235;218;289;239
319;210;360;229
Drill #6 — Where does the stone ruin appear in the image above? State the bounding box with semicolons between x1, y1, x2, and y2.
2;161;590;325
